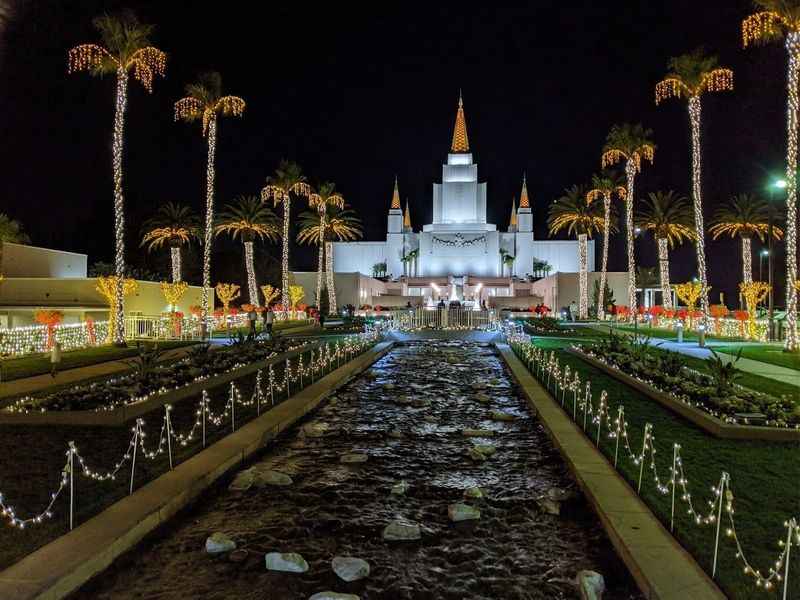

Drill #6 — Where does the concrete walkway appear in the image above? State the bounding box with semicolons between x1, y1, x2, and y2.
581;323;800;388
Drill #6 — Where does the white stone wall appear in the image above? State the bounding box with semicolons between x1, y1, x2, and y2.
1;242;87;278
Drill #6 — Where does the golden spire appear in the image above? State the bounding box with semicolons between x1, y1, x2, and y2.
510;197;518;229
403;200;411;229
450;92;469;153
391;175;401;209
519;172;530;208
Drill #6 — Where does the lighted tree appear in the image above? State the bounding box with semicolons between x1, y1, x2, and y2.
743;1;800;349
215;283;240;323
305;183;344;309
95;275;138;343
160;281;188;310
587;171;626;317
709;193;783;285
548;185;610;319
655;49;733;324
175;72;245;334
602;123;655;317
673;281;706;330
740;281;771;339
34;310;64;350
262;161;311;309
297;200;362;314
260;284;280;307
288;285;305;313
0;213;30;244
635;191;695;310
141;202;199;283
215;195;279;307
68;12;166;344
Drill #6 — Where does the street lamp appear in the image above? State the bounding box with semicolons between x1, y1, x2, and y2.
767;179;786;341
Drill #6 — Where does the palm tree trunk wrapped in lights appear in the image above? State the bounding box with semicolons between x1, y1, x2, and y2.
657;238;673;309
141;203;199;285
170;247;182;283
577;233;589;318
316;210;327;305
326;241;336;313
741;237;753;285
601;123;655;319
688;96;711;321
202;117;217;319
243;240;258;305
68;12;166;345
587;172;626;318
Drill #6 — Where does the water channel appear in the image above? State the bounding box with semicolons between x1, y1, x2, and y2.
76;340;640;599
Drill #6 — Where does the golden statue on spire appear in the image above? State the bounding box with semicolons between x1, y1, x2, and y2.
451;92;469;153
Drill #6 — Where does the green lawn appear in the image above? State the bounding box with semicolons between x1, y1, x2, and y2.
210;319;312;339
714;344;800;372
519;338;800;600
612;323;746;343
0;341;193;382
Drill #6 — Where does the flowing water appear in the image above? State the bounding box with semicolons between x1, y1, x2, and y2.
76;341;640;599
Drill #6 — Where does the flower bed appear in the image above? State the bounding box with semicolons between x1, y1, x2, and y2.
583;333;799;429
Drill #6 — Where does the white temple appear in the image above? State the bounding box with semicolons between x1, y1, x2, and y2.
330;95;594;306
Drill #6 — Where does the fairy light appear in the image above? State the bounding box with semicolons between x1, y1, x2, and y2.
740;282;771;339
95;276;138;343
578;233;588;318
587;181;626;318
215;283;240;323
170;247;182;283
261;284;280;307
326;241;336;314
240;240;259;306
657;238;674;309
161;281;188;309
69;34;166;345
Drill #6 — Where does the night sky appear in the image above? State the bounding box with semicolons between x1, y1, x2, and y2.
0;1;793;305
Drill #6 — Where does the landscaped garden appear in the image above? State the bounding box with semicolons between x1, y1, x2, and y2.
510;333;800;600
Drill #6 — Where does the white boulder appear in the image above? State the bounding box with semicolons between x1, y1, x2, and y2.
205;532;236;554
264;552;309;573
331;556;370;582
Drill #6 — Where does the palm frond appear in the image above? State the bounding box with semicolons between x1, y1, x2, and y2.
635;191;696;247
709;193;784;241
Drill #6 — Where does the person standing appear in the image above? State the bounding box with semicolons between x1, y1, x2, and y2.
264;307;274;339
50;340;62;378
569;300;578;322
247;307;257;337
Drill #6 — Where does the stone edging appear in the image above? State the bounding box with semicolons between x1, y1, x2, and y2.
567;348;800;442
0;343;320;427
496;343;725;600
0;340;395;600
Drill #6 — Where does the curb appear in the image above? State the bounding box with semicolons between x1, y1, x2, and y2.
496;343;725;600
0;341;394;600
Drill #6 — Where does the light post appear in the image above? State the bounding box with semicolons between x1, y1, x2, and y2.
768;179;786;341
760;249;769;283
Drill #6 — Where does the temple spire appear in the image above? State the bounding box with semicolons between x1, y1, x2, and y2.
509;197;518;230
403;200;412;229
450;92;469;153
391;175;401;209
519;172;530;208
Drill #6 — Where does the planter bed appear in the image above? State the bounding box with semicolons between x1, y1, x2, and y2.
0;342;319;427
568;348;800;441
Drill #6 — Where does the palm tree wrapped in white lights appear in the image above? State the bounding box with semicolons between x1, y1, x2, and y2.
655;48;734;325
743;2;800;350
601;123;655;317
261;161;311;309
587;171;626;318
174;72;245;333
307;183;345;309
68;11;166;344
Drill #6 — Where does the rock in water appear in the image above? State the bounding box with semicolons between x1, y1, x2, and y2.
537;487;576;516
228;469;255;491
468;448;488;462
382;520;421;541
473;444;496;456
205;532;236;554
390;480;410;495
462;429;495;438
340;452;368;464
423;415;438;424
332;556;370;582
463;486;485;499
490;410;516;422
309;593;360;600
387;429;404;439
448;503;481;522
255;470;293;487
576;570;605;600
303;423;329;438
265;552;309;573
473;392;491;404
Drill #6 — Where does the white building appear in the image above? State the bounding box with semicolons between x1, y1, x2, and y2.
330;95;593;306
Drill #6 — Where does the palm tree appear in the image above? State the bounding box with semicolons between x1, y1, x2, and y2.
709;194;783;286
548;185;611;319
743;3;800;350
635;191;696;309
297;204;362;313
262;161;311;309
655;48;734;324
215;196;280;306
307;183;344;307
140;202;199;283
602;123;656;316
175;72;245;334
587;171;626;317
68;11;166;345
0;213;30;244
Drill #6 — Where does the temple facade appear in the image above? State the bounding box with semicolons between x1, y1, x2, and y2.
331;95;593;305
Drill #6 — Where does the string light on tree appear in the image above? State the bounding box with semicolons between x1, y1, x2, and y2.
260;284;280;307
95;276;138;343
743;8;800;350
68;15;166;344
587;172;626;317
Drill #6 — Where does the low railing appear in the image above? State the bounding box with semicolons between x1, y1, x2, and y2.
385;307;498;330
